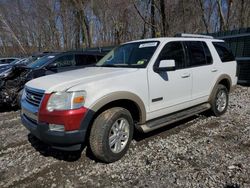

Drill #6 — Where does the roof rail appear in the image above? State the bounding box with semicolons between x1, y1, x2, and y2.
175;33;214;39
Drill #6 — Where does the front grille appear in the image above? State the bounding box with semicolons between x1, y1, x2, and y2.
25;88;44;107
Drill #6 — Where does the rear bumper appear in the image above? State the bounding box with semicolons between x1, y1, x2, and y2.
21;113;86;150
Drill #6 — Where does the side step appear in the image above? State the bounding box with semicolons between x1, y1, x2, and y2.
139;103;211;133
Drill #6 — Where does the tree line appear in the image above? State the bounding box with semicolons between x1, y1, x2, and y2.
0;0;249;56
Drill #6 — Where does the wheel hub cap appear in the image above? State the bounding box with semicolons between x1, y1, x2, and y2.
216;90;227;112
109;118;129;153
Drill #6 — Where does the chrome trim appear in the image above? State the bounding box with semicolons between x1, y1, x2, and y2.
24;86;45;108
22;108;38;122
25;86;45;94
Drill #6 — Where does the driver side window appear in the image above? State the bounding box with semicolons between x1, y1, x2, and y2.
157;41;186;69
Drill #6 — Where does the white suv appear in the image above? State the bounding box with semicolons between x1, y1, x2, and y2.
21;34;237;163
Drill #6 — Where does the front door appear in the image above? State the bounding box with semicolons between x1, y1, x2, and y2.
147;41;192;120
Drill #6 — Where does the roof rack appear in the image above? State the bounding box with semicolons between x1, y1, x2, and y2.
175;33;214;39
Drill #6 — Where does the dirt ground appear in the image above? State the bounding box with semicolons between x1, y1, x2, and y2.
0;86;249;188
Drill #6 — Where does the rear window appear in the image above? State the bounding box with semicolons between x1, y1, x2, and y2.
213;42;235;62
75;54;99;66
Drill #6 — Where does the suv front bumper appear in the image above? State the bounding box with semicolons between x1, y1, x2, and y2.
21;94;88;151
21;113;86;150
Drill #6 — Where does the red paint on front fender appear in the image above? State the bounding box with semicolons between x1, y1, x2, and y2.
38;94;88;131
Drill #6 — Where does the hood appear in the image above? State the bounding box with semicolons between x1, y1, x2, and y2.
26;67;138;93
0;64;10;70
0;65;11;72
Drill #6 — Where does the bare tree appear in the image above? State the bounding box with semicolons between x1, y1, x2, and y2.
160;0;167;36
151;0;156;37
198;0;209;33
0;0;249;56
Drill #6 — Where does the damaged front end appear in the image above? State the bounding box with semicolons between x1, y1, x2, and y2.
0;66;31;107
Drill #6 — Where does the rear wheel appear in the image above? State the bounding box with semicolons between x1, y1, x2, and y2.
210;84;229;116
89;107;134;163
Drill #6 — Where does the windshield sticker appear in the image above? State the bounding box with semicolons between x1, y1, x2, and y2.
139;42;158;48
48;56;55;59
137;60;145;65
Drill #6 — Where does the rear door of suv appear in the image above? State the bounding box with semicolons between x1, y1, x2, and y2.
185;41;218;102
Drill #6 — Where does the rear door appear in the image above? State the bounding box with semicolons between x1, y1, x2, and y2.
185;41;217;101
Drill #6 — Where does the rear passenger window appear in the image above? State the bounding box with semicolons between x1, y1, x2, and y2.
213;42;235;62
75;54;98;66
186;41;209;67
157;41;185;69
202;42;213;64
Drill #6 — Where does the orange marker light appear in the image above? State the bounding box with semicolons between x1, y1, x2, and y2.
73;96;84;103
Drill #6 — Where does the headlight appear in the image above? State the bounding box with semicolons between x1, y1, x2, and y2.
0;68;12;78
47;91;86;112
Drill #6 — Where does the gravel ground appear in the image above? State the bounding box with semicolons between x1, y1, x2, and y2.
0;86;249;188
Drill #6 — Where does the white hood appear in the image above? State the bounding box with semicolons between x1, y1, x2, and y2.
26;67;138;93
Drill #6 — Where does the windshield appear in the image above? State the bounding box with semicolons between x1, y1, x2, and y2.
27;55;56;68
9;59;21;65
96;41;159;68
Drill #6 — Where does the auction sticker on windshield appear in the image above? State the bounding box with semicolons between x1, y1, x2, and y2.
139;42;158;48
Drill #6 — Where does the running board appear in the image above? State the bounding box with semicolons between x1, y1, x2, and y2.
139;103;211;133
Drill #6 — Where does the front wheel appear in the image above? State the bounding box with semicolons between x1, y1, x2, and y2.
210;84;229;116
89;107;134;163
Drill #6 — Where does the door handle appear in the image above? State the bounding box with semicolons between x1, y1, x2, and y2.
181;73;190;78
211;69;218;72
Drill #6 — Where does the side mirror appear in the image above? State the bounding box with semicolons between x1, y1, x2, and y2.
46;62;57;70
154;60;176;72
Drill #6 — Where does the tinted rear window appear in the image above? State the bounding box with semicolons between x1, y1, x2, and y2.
213;42;235;62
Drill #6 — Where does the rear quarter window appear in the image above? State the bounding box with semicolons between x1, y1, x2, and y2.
212;42;235;62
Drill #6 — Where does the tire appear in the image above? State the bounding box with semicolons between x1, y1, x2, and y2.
89;107;134;163
210;84;229;116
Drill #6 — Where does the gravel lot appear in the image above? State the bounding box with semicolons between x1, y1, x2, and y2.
0;86;249;188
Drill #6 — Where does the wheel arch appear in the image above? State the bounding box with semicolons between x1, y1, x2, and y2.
80;91;147;134
208;74;232;103
91;91;146;123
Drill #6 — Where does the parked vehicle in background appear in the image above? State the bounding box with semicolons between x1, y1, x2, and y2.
21;34;237;163
0;53;51;76
0;58;29;73
0;50;107;107
0;58;20;66
211;28;250;84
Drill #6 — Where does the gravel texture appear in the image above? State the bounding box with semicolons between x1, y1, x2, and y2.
0;86;249;188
